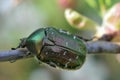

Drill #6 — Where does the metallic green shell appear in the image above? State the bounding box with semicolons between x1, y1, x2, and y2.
25;27;87;70
26;28;45;54
45;27;87;56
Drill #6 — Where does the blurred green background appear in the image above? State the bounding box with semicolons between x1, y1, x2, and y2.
0;0;120;80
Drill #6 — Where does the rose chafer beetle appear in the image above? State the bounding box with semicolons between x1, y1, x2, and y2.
15;27;87;70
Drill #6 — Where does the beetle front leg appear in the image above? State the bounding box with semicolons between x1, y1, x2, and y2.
11;38;27;50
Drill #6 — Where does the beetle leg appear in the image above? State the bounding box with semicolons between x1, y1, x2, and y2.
47;62;57;68
11;38;27;50
19;38;27;48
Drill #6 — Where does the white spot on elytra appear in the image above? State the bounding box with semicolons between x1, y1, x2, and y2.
65;42;68;46
76;56;79;59
59;29;70;35
46;52;48;55
51;32;54;34
59;29;64;33
67;31;70;35
73;36;76;39
65;62;70;68
69;58;72;61
63;51;67;55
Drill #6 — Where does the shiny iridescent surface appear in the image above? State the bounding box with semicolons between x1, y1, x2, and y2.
24;27;87;70
26;28;45;54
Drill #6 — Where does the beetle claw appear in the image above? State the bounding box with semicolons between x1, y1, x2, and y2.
12;38;27;50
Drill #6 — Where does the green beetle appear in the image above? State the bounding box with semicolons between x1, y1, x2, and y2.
15;27;87;70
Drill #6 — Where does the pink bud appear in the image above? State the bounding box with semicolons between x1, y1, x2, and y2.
58;0;77;9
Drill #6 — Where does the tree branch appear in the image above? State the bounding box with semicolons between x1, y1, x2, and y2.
0;41;120;62
0;48;34;62
87;41;120;54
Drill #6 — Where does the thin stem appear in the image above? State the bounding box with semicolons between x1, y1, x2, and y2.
87;41;120;54
0;41;120;62
0;48;34;62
